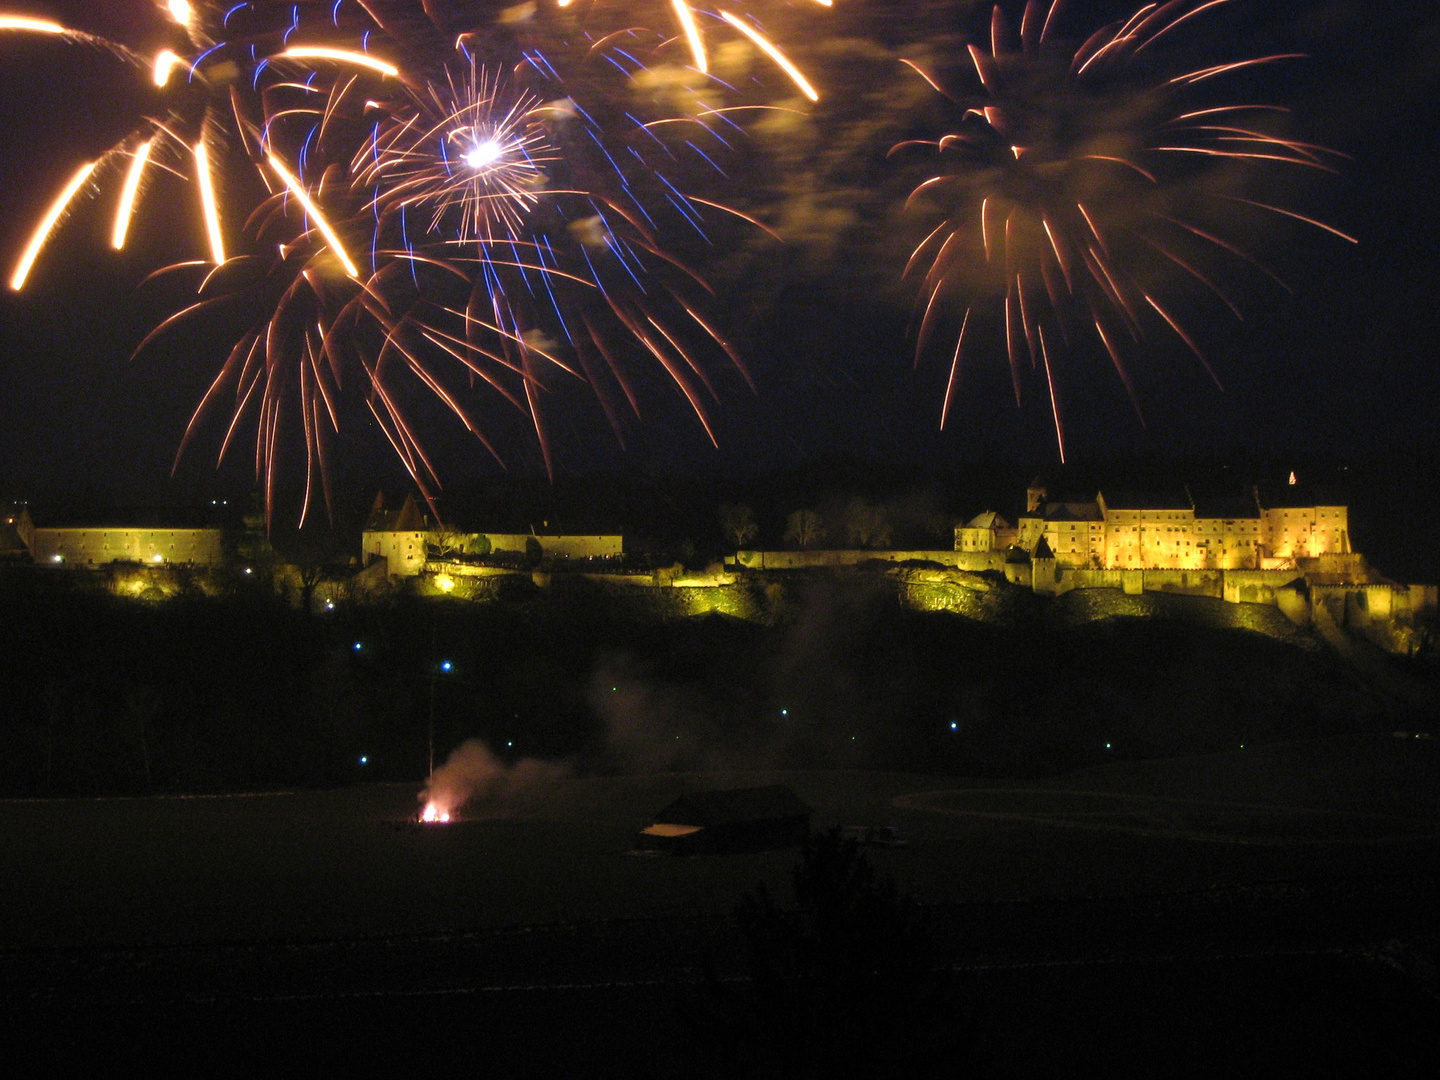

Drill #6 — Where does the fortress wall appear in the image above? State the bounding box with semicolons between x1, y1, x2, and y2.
30;528;225;567
425;560;516;579
475;534;623;559
736;549;1004;572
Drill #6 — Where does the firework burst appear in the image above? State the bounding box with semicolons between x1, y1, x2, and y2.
5;2;787;524
893;0;1354;460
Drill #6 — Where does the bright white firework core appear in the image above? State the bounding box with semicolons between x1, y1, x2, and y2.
465;141;504;170
421;802;451;824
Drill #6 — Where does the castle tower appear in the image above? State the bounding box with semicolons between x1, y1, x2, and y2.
1026;477;1048;514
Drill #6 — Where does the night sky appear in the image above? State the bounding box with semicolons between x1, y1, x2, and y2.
0;0;1436;509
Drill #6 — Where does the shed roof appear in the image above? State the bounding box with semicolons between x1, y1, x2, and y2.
652;785;811;828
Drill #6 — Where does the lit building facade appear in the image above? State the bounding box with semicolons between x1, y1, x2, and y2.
17;509;224;567
957;482;1352;571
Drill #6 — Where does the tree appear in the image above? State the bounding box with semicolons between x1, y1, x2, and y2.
431;522;464;559
719;503;759;552
690;830;966;1078
784;509;826;550
272;526;348;613
466;533;492;558
843;498;891;549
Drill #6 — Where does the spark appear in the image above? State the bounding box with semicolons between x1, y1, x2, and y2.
154;50;185;87
265;153;360;278
465;140;504;169
112;139;155;251
0;16;67;34
166;0;193;27
672;0;707;73
718;12;820;102
278;47;399;79
10;160;96;290
193;140;226;264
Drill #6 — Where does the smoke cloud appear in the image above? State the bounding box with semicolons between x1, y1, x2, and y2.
419;739;570;819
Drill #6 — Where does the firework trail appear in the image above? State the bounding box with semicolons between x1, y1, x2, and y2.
892;0;1354;460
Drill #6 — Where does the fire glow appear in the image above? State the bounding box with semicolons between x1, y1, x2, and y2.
420;801;451;824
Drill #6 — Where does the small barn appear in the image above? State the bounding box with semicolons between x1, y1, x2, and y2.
637;785;811;854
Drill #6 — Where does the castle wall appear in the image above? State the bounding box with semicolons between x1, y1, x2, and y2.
736;549;1005;572
474;534;623;560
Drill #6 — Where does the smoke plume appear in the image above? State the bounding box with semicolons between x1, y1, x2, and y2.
419;739;570;819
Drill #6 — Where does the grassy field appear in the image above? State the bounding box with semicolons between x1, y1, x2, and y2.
3;736;1437;1074
1;734;1435;952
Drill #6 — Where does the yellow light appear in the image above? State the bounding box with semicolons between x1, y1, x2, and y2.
112;139;154;250
718;11;819;101
0;16;67;34
10;160;97;291
671;0;707;73
277;47;399;79
265;153;360;279
193;141;225;264
435;574;455;593
166;0;193;25
154;49;184;86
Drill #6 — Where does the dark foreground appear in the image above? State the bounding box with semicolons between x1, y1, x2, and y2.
3;738;1437;1075
8;883;1438;1076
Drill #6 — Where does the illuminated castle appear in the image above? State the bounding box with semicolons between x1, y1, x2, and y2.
957;477;1356;573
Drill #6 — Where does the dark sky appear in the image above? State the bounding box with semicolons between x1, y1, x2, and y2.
0;0;1436;510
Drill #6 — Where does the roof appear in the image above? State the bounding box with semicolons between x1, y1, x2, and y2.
963;511;1011;530
652;785;811;828
366;493;429;532
1192;494;1262;520
1257;482;1348;510
1043;501;1103;522
1097;490;1193;512
1033;536;1055;560
22;506;236;530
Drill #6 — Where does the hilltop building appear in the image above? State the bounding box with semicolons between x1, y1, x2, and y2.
16;507;227;567
361;493;623;578
957;478;1355;573
361;493;433;577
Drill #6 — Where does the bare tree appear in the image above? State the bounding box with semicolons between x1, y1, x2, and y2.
431;522;464;559
718;503;759;552
784;509;826;550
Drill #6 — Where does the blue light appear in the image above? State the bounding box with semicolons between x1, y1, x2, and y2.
441;661;453;672
354;642;363;651
780;709;788;717
358;756;368;765
506;741;513;748
950;722;958;731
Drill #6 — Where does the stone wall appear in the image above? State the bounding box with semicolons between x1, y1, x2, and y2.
735;549;1005;572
